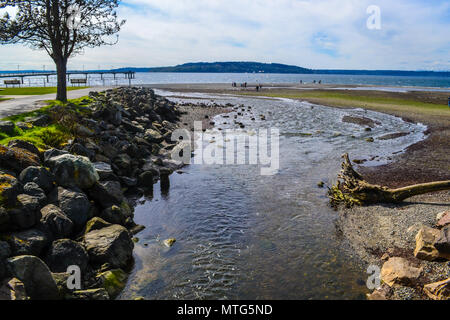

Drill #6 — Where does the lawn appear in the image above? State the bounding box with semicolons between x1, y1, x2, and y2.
0;86;88;95
0;96;93;149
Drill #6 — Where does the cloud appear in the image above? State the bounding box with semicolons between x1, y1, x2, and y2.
0;0;449;70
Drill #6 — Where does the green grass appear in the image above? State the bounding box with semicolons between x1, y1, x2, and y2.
0;98;11;102
237;90;449;115
0;96;93;150
0;86;88;95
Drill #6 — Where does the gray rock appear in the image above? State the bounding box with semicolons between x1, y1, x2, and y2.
28;114;50;127
46;154;99;189
7;140;40;158
7;255;60;300
8;194;42;230
138;171;154;188
99;205;126;225
435;226;450;254
69;142;95;159
54;187;91;230
0;120;16;136
19;166;55;193
0;206;10;232
0;145;41;174
84;217;111;234
0;241;11;280
45;239;89;273
88;181;124;208
43;148;69;164
40;204;74;239
83;224;134;269
144;128;164;143
5;228;49;256
23;182;47;206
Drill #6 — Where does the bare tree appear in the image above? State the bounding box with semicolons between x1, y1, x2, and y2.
0;0;125;101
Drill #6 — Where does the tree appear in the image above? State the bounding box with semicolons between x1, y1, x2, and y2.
0;0;125;101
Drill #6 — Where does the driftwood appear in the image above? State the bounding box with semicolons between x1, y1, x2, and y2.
328;153;450;207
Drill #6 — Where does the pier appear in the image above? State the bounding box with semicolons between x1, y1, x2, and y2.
0;70;135;84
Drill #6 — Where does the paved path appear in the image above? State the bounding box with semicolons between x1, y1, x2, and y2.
0;86;112;118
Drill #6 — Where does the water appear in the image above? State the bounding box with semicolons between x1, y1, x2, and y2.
3;72;450;89
119;92;427;300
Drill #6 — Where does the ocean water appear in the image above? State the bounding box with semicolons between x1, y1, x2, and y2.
3;72;450;89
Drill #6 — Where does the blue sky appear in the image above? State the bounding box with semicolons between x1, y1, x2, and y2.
1;0;449;71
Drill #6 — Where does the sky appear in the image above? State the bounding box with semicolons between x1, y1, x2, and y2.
0;0;449;71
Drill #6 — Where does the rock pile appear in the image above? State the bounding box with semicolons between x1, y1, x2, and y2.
0;87;191;300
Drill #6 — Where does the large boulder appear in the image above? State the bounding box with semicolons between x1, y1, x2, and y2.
434;226;450;254
380;257;423;287
7;255;60;300
19;166;55;193
423;278;450;300
4;228;49;256
45;239;89;273
437;210;450;228
413;226;448;261
40;204;74;239
96;269;127;299
46;154;99;189
23;182;47;206
52;187;91;230
88;181;124;208
0;278;29;300
7;194;42;230
83;217;111;234
83;224;134;269
0;145;41;174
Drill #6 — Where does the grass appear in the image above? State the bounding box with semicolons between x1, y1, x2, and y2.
0;96;93;150
0;86;88;96
236;89;450;117
0;98;11;102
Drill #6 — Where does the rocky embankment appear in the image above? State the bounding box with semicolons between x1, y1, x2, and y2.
0;87;220;300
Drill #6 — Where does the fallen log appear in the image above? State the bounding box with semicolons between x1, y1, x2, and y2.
328;153;450;207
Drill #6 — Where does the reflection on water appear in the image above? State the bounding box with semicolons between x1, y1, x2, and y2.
119;93;426;300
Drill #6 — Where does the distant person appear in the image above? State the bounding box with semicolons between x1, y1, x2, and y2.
256;85;259;92
448;96;450;108
318;80;322;84
313;80;316;84
299;80;303;84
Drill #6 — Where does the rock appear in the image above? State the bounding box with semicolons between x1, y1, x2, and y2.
436;211;450;229
434;226;450;254
69;142;95;159
380;257;423;287
67;288;109;300
88;181;124;208
23;182;47;206
414;226;442;261
0;172;22;207
40;204;74;239
96;269;127;299
7;194;42;230
163;238;176;247
4;228;49;256
53;186;91;230
0;240;11;280
45;239;89;273
112;153;132;173
7;255;60;300
144;128;164;143
0;120;16;135
0;278;29;300
93;162;113;179
84;217;111;234
366;289;387;300
99;205;126;225
83;224;134;269
43;148;69;164
46;154;99;189
75;124;94;137
138;171;154;188
0;207;10;232
19;166;55;193
28;114;50;127
423;278;450;300
15;122;33;131
0;145;41;174
119;176;137;188
7;140;40;158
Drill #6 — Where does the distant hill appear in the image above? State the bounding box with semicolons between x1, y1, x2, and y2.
114;62;313;74
112;62;450;77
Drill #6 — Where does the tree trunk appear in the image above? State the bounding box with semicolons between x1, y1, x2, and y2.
55;57;68;102
328;153;450;207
